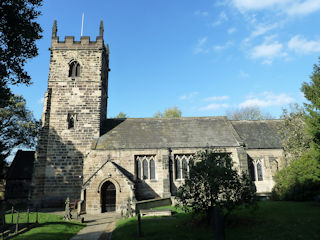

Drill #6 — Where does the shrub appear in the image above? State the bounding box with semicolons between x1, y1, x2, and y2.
272;149;320;201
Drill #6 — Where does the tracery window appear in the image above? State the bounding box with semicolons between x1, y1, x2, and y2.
143;160;148;179
136;160;141;179
69;61;80;77
269;157;279;177
182;159;188;179
257;162;263;181
174;154;193;180
150;159;155;180
248;158;255;181
135;155;156;180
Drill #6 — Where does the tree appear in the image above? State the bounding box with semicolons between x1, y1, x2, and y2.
272;149;320;201
278;103;311;165
226;107;272;120
176;149;256;239
0;0;42;87
301;59;320;152
154;106;181;118
114;112;128;118
0;95;39;176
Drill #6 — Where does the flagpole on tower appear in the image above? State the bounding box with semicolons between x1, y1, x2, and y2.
81;13;84;37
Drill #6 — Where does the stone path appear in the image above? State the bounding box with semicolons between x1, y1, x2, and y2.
42;209;120;240
70;212;121;240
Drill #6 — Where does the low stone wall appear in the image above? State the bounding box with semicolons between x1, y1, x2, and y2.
135;198;172;213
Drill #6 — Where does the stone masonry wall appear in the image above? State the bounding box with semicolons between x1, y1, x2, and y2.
246;149;284;193
32;35;108;207
83;147;243;213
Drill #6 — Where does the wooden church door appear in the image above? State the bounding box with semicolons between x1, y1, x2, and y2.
101;181;116;212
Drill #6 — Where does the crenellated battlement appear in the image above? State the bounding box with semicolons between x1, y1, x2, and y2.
51;36;104;49
51;20;105;50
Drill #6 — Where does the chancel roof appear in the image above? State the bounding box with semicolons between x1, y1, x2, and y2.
94;117;242;150
231;120;283;149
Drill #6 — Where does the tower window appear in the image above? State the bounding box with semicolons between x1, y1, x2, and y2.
69;61;80;77
67;113;77;129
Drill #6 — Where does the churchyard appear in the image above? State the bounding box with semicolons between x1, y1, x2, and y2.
112;201;320;240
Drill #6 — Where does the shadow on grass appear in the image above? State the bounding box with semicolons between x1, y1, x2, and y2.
11;221;85;240
112;202;320;240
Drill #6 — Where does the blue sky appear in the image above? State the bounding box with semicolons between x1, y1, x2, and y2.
10;0;320;119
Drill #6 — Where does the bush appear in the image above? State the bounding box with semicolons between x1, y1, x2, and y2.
272;149;320;201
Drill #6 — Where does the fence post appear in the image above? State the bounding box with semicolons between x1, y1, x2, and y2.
36;209;38;224
11;206;14;224
137;213;142;237
27;209;30;225
15;211;19;233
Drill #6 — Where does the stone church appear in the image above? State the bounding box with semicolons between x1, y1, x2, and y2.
31;21;284;214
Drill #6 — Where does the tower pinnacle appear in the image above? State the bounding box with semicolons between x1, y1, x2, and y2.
99;20;104;37
52;20;57;38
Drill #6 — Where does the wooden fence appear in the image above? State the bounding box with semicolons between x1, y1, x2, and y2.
0;206;39;240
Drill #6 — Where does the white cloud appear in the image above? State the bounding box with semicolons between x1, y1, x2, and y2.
204;96;230;102
227;27;236;34
214;41;233;51
194;37;209;54
239;92;294;108
180;92;199;100
287;0;320;16
194;10;209;17
250;41;285;61
288;35;320;53
231;0;320;16
211;11;228;26
199;103;229;111
251;23;279;38
231;0;290;11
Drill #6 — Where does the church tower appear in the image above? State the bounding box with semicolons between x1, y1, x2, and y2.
32;20;110;206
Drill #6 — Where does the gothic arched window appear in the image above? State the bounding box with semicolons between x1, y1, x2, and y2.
143;159;148;179
136;160;141;180
69;61;80;77
175;159;181;179
248;158;255;181
182;159;188;179
257;162;263;181
150;159;155;179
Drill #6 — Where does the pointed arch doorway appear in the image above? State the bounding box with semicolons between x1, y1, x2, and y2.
101;181;116;212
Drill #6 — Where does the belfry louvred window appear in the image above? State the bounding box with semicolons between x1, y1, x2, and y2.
69;61;80;77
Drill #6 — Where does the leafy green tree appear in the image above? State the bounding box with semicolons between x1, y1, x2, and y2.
154;106;181;118
301;59;320;152
272;61;320;201
114;112;128;118
272;149;320;201
226;106;272;120
0;95;39;177
278;103;311;165
176;149;256;239
0;0;42;87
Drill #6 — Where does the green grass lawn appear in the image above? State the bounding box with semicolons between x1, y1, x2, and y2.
4;212;85;240
111;201;320;240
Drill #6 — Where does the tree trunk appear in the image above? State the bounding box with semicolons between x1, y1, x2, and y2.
211;207;225;240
